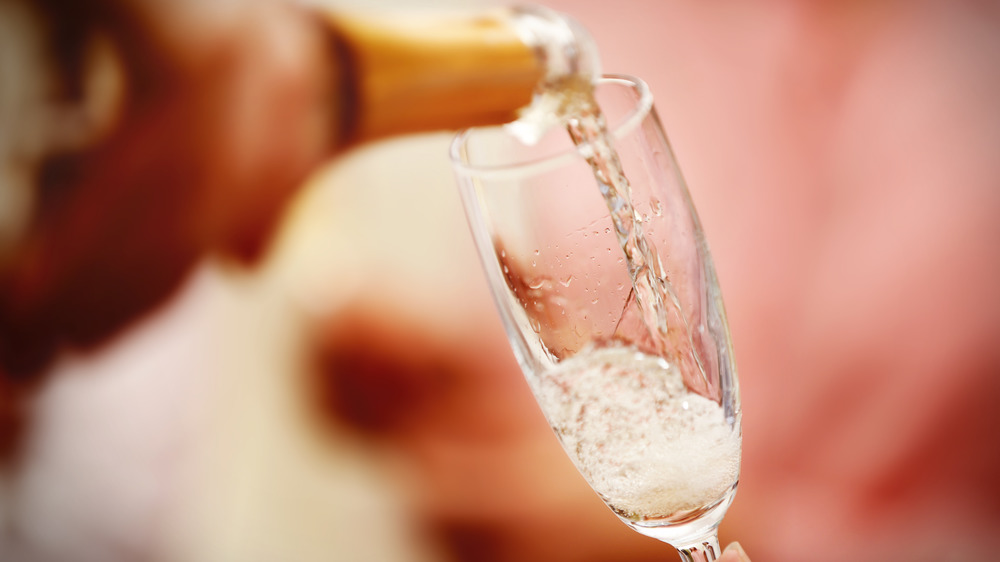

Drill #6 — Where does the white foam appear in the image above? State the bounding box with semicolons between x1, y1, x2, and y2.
533;345;740;518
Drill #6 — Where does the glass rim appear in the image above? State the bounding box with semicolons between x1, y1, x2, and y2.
449;74;653;180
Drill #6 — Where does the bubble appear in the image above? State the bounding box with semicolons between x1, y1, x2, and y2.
534;347;740;519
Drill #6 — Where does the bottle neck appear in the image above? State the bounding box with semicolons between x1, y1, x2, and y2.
318;6;600;146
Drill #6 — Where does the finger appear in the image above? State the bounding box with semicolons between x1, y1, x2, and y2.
720;541;750;562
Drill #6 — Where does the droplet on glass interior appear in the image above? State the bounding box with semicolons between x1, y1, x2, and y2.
651;197;663;217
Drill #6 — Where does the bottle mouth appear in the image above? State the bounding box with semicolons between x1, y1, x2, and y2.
503;4;602;146
450;74;653;180
509;4;602;89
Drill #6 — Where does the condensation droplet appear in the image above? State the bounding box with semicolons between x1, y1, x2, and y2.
651;197;664;217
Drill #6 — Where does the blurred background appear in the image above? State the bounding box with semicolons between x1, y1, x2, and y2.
1;0;999;561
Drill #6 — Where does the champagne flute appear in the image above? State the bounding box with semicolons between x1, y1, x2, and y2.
451;76;741;561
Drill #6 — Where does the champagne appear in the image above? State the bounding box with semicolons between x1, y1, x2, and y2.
511;70;738;524
534;345;740;521
562;81;713;400
452;23;741;546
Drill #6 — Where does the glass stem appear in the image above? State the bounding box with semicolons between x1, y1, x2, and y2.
675;533;722;562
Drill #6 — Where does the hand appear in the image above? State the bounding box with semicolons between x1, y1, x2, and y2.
0;0;338;376
719;542;750;562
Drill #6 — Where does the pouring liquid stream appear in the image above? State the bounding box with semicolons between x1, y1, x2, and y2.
527;78;711;396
